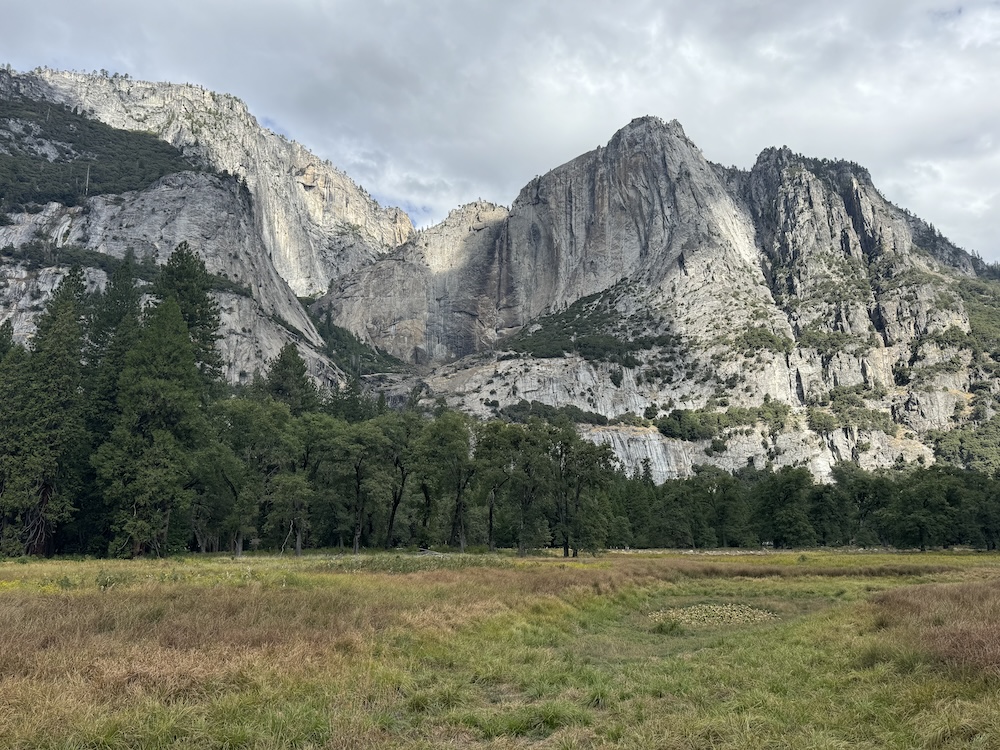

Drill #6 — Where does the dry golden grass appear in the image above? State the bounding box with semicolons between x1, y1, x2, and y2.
2;550;1000;748
871;577;1000;677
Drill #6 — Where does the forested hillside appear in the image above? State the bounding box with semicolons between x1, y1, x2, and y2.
6;70;1000;554
1;243;999;558
0;94;201;213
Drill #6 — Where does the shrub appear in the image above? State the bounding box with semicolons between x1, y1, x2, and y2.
499;399;608;426
735;326;793;355
807;408;838;434
657;402;791;442
798;324;854;357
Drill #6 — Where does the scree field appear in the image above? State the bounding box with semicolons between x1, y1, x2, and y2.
3;551;1000;749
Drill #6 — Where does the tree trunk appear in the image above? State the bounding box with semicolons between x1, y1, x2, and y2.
518;504;526;558
161;508;171;558
353;518;363;555
488;489;496;552
458;507;466;553
419;481;433;546
25;485;52;556
386;492;402;549
194;526;206;554
353;463;365;554
558;490;570;558
449;491;465;550
385;469;408;549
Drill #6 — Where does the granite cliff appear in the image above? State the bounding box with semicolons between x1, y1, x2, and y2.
0;66;417;384
0;171;332;384
3;68;997;481
2;67;413;296
317;117;992;480
321;200;509;364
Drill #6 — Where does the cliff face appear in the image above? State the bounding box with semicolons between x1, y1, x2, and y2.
318;201;509;364
0;66;421;385
2;67;993;480
744;147;970;350
326;117;974;377
4;68;413;296
319;118;781;361
0;171;334;384
577;424;933;485
496;117;775;336
324;116;986;479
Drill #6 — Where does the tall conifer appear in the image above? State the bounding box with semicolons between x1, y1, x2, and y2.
93;297;207;556
155;241;222;387
0;269;88;554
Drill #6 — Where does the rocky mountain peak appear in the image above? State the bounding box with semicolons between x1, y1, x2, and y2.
322;115;996;482
613;115;689;142
5;66;1000;484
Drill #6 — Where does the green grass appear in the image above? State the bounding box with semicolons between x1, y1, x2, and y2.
2;551;1000;747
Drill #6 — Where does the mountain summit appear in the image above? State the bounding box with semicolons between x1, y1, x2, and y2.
2;70;998;480
309;114;991;479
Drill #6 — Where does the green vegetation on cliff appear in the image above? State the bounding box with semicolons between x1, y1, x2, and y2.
656;399;791;441
0;94;200;212
505;292;680;367
306;304;408;376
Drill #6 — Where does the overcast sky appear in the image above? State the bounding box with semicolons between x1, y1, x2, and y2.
4;1;998;259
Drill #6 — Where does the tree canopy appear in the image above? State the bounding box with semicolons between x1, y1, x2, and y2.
3;243;1000;558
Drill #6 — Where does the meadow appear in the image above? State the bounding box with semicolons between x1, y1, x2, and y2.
2;550;1000;749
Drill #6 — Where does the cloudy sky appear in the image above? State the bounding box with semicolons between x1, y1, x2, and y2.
4;0;998;259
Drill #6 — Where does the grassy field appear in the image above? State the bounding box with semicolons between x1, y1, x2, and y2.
2;550;1000;749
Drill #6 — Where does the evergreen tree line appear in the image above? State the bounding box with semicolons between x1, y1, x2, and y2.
614;462;1000;552
2;242;1000;557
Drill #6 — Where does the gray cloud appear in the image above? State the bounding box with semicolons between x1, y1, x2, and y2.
4;0;998;258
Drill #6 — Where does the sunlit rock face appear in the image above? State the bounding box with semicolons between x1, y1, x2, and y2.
327;116;983;476
1;67;991;478
9;68;413;296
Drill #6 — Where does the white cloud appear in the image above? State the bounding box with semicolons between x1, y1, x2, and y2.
2;0;998;259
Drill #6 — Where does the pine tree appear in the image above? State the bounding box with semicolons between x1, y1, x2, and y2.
85;252;141;443
155;241;222;386
88;250;140;356
261;342;319;416
93;297;207;556
0;345;34;554
0;269;88;555
0;319;13;359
